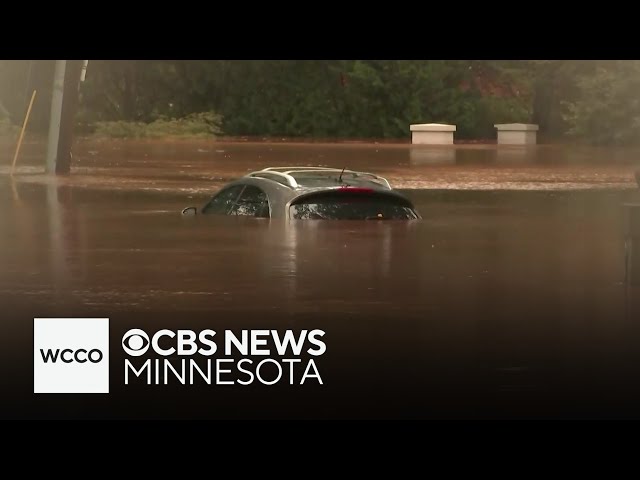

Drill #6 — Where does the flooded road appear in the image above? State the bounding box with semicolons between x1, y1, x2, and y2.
2;138;639;192
2;139;640;419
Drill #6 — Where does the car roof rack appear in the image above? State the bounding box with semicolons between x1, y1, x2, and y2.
247;167;392;189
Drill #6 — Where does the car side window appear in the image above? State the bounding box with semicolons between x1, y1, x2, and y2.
229;185;270;218
201;185;244;215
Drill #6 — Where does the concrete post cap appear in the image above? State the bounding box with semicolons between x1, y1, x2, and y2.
494;123;539;131
410;123;456;132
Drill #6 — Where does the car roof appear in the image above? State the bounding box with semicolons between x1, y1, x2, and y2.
243;167;393;191
205;167;417;219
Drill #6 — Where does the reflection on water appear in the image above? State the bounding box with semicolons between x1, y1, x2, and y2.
410;146;457;165
47;182;67;293
409;146;544;166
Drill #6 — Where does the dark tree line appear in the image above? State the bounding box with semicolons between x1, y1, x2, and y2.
0;60;638;144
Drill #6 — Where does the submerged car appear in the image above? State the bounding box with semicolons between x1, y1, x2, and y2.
181;166;421;220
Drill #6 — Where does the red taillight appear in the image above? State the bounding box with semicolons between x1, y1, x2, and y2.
338;186;374;193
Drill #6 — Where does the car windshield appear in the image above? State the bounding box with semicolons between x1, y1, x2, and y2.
290;192;418;220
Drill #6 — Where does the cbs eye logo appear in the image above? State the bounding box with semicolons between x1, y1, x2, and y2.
122;329;150;356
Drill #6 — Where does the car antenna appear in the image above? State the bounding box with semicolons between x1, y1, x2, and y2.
338;166;346;183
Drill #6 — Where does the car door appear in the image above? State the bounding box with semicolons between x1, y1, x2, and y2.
228;185;270;218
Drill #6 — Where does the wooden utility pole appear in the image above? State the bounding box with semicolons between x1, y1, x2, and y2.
45;60;66;174
45;60;85;175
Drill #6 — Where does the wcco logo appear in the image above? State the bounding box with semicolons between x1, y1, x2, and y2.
40;348;104;364
34;318;109;394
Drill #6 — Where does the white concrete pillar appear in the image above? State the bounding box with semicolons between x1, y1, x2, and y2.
410;123;456;145
494;123;539;145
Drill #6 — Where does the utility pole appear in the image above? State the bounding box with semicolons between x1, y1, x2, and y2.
45;60;85;175
46;60;66;174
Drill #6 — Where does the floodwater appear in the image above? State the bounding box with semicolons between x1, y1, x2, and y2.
2;139;640;419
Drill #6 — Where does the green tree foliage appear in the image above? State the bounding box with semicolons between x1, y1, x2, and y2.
75;60;535;139
92;112;223;139
530;60;599;138
1;60;638;144
563;60;640;145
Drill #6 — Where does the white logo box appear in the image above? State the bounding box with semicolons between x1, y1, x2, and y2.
34;318;109;394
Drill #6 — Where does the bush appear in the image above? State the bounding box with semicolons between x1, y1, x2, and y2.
91;111;223;139
563;62;640;145
463;96;533;139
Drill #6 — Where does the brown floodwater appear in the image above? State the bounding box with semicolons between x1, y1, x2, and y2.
2;138;639;192
2;139;640;419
